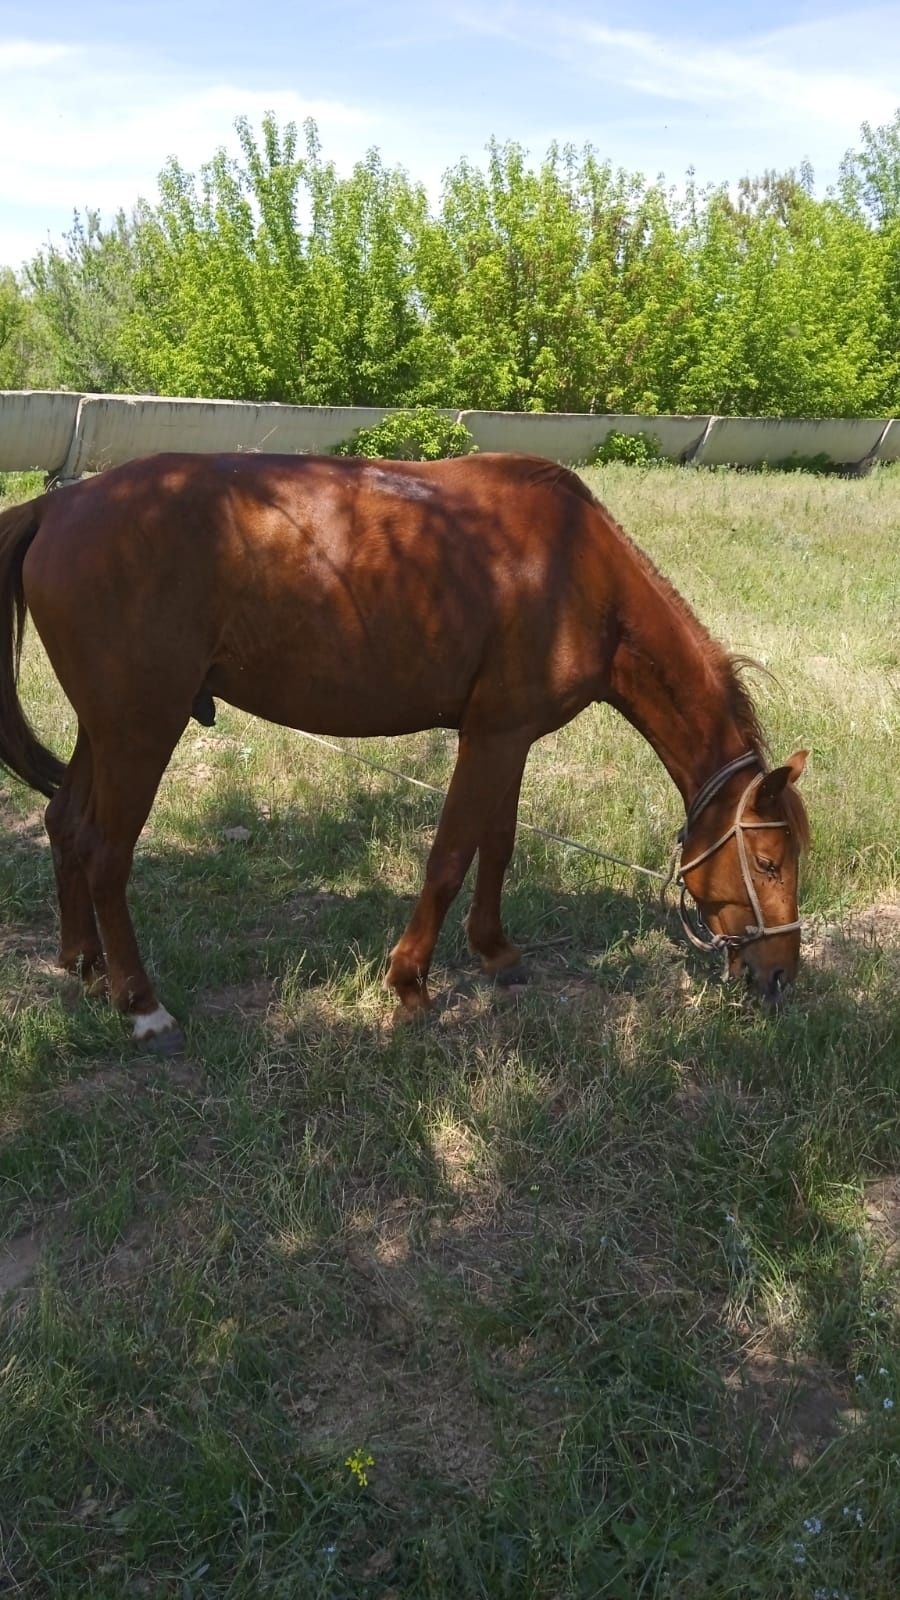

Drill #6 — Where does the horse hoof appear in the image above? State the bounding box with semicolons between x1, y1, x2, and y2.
495;962;529;988
390;988;432;1025
132;1006;185;1055
140;1025;187;1058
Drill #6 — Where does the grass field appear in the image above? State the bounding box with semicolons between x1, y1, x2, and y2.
1;462;898;1599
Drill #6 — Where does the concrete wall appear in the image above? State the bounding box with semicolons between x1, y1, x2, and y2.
4;390;900;477
868;418;900;461
59;396;404;476
0;391;83;471
459;410;711;463
696;416;891;467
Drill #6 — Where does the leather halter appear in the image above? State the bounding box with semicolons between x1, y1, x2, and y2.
674;751;801;969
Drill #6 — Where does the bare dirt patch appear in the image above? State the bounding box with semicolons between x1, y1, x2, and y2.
0;1226;50;1297
0;1220;154;1302
293;1333;498;1501
0;926;57;964
286;888;352;925
0;926;77;1017
863;1173;900;1266
724;1350;859;1468
3;1186;208;1305
275;1202;546;1500
197;978;276;1020
849;901;900;944
100;1219;159;1285
673;1078;771;1123
56;1057;206;1109
806;900;900;974
185;733;245;755
0;797;48;842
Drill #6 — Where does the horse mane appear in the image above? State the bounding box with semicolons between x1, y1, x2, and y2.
724;663;808;848
539;464;812;853
523;457;600;506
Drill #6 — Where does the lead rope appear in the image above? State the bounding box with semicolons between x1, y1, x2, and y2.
291;731;798;967
292;728;671;883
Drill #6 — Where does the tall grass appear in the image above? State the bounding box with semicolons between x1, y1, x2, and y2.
1;464;898;1599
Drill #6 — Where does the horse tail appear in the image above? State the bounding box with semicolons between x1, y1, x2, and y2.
0;493;65;799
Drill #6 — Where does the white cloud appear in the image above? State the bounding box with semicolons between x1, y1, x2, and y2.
453;3;899;145
0;39;74;70
3;8;899;269
0;38;378;264
571;17;895;134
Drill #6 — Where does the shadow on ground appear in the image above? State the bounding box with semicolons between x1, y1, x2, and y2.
1;774;898;1598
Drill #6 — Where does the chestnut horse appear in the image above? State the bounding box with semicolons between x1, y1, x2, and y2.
0;452;808;1051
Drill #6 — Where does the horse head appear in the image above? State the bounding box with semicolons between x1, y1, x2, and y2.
677;751;809;1003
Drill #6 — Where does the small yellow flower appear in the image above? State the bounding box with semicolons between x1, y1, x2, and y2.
345;1450;375;1487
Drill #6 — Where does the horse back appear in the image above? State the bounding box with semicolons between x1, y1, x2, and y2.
21;451;620;738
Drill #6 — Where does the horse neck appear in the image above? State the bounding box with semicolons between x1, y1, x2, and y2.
607;564;753;811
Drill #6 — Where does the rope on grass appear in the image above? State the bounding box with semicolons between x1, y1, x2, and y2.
293;728;671;885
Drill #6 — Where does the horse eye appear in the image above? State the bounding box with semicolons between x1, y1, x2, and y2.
755;855;777;876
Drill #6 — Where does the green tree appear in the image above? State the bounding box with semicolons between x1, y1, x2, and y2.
840;111;900;224
14;110;900;419
121;115;432;405
0;270;34;388
673;179;887;416
415;141;610;410
26;211;140;391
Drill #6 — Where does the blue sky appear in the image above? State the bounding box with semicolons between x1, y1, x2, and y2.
1;0;897;268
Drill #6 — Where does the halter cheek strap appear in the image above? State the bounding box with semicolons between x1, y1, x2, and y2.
674;751;801;968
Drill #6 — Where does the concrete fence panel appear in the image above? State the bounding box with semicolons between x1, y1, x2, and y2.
59;395;405;476
5;391;900;478
0;390;83;472
695;417;891;468
870;418;900;461
458;410;711;463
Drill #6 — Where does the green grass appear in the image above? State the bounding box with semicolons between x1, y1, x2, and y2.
1;463;898;1598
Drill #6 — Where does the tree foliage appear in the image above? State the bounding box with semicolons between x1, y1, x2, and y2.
0;269;32;388
7;110;900;417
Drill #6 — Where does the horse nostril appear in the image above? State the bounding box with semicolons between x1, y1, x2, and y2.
768;968;787;998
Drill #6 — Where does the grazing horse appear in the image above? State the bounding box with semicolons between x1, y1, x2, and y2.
0;452;808;1051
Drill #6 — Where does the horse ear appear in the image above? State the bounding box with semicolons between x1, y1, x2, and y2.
756;750;808;809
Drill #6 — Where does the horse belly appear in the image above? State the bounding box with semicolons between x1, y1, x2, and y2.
205;629;471;738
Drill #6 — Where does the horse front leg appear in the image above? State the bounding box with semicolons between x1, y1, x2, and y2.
465;755;528;983
386;731;530;1012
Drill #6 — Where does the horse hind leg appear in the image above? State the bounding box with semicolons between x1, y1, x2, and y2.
44;726;104;985
74;723;187;1050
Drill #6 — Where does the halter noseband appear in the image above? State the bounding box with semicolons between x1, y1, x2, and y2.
673;751;801;970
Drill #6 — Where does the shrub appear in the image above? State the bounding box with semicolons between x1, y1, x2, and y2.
0;471;44;503
761;451;837;475
593;429;662;466
334;407;476;461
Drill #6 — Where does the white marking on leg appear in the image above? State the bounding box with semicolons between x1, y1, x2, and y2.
132;1004;177;1041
